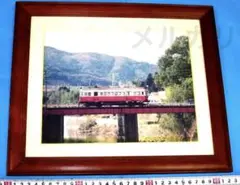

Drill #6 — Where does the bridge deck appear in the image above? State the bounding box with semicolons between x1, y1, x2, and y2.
43;105;195;115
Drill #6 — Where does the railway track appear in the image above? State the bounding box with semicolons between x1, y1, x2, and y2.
43;103;195;109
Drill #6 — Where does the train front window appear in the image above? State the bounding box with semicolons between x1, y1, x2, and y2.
94;92;98;96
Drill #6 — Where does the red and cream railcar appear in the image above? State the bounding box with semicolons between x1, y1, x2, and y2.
78;87;149;106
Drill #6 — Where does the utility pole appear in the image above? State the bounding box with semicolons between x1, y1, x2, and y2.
112;73;115;86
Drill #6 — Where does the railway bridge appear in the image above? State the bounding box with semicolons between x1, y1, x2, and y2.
42;104;195;143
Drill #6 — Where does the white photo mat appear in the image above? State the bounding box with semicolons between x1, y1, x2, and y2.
25;17;213;157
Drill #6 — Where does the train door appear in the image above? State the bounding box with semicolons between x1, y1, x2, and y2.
94;91;98;102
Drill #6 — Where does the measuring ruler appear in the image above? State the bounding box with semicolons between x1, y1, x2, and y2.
0;176;240;185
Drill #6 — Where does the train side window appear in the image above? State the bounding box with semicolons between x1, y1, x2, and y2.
115;92;118;96
108;92;111;96
104;92;107;96
100;92;103;96
84;92;88;96
142;91;144;95
94;92;98;96
88;92;91;96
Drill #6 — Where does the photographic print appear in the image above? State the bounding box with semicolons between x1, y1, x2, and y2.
42;17;197;144
7;2;232;175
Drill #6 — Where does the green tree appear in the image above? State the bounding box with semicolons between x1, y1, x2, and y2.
165;78;193;103
157;36;192;91
154;72;162;91
44;87;79;105
155;36;196;141
146;73;154;92
146;73;159;92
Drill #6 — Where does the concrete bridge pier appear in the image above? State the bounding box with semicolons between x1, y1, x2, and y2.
42;115;64;143
42;113;139;143
117;114;139;142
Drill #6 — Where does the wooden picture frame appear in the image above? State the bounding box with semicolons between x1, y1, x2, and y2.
7;2;232;175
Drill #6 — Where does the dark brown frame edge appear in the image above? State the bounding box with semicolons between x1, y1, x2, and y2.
7;2;232;175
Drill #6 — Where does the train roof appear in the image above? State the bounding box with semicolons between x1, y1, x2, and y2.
79;86;147;91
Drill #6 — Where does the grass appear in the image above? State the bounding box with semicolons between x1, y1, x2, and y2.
63;113;197;143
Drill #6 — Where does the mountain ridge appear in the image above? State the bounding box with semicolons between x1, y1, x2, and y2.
44;46;158;86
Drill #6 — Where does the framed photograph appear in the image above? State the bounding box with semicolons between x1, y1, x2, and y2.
7;2;232;175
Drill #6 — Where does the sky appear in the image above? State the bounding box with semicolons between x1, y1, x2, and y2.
44;17;200;64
